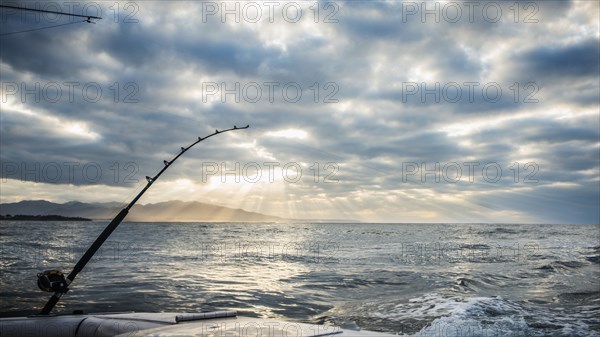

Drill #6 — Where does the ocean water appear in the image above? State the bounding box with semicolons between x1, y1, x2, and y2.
0;222;598;336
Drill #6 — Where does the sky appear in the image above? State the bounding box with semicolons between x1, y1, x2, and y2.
0;0;598;223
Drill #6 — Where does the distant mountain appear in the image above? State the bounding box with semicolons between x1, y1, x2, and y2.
0;200;118;219
0;200;283;222
127;201;283;222
290;218;362;223
0;214;91;221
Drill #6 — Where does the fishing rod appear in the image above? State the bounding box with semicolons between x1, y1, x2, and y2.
0;4;102;22
0;4;102;36
37;125;249;315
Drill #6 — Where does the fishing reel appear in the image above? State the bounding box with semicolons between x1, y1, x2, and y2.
37;270;69;293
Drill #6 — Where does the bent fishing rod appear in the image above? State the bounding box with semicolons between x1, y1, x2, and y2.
37;125;249;315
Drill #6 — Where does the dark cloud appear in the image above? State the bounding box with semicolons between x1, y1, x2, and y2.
515;38;600;80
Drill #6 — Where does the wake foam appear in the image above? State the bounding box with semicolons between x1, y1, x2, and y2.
326;293;599;337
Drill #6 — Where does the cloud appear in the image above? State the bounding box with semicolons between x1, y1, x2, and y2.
513;38;600;80
0;0;598;223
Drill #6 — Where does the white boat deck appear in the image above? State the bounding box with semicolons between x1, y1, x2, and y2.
0;311;396;337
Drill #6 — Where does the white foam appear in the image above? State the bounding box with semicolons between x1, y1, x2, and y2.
369;293;531;337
